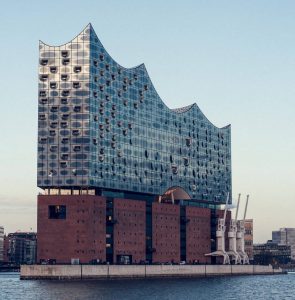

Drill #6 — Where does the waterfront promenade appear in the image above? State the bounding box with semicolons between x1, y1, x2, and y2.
21;264;283;280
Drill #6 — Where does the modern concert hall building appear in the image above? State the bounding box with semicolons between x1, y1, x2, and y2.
37;24;232;264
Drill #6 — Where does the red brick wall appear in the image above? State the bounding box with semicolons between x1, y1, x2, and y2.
37;195;106;264
113;198;146;264
186;206;211;264
152;203;180;263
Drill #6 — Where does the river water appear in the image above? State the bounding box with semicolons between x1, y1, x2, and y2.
0;272;294;299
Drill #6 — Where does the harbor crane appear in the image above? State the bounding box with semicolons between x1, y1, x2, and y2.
227;194;242;264
205;193;230;264
236;195;250;264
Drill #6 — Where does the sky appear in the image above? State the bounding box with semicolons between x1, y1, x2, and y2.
0;0;294;242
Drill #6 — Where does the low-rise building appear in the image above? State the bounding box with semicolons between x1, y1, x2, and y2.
6;232;37;265
0;226;4;262
244;219;253;261
3;235;9;263
254;240;291;266
272;228;295;261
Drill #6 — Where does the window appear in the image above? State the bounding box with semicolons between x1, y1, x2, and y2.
40;59;48;66
61;74;68;81
73;82;81;89
62;138;69;144
73;106;81;112
39;74;48;81
61;154;69;160
172;165;178;174
61;98;68;105
183;157;189;166
62;58;70;65
74;66;81;73
72;130;80;136
50;66;57;73
50;145;57;152
48;205;66;219
73;145;81;152
185;138;192;147
39;91;46;97
50;122;58;128
50;106;58;112
50;82;57;89
60;162;67;168
62;90;70;97
61;51;69;58
93;60;98;67
39;98;48;104
39;137;47;144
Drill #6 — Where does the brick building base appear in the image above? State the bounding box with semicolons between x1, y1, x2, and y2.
152;203;180;263
37;195;229;265
113;198;146;264
186;206;211;264
37;195;106;264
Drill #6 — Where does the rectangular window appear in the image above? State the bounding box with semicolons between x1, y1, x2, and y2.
48;205;66;219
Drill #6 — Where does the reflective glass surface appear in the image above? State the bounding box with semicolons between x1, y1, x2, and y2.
37;24;231;204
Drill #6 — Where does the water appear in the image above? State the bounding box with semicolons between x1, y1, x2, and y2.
0;272;294;300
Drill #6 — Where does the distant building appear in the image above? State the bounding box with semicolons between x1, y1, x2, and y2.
254;240;291;265
6;232;37;265
3;235;9;263
0;226;4;262
244;219;253;261
272;228;295;261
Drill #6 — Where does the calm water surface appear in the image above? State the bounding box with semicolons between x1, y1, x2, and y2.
0;272;294;300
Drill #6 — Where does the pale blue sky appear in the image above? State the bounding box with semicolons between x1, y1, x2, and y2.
0;1;294;242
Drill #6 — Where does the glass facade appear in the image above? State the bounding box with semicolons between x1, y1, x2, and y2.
37;24;231;204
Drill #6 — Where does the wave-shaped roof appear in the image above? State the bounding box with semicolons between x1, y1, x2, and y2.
41;23;230;130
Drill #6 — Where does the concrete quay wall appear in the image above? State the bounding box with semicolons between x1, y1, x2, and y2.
20;264;284;280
